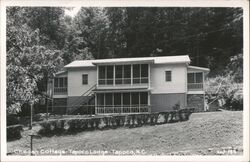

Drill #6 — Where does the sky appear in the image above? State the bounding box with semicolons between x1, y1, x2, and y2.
64;7;81;17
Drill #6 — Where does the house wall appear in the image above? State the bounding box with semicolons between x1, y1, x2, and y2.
67;67;97;96
150;93;186;112
150;63;187;94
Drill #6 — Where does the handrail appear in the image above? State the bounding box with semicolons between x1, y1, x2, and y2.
66;84;97;114
69;84;96;106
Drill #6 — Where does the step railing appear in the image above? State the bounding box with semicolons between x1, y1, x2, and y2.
66;84;97;114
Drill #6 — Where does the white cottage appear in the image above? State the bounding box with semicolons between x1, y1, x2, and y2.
51;55;209;114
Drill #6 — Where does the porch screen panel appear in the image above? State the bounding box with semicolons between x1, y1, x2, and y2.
54;78;59;87
124;65;131;84
140;92;148;105
133;64;140;84
99;66;106;85
114;93;121;106
123;93;130;106
59;78;64;87
188;73;195;83
141;64;148;83
97;93;104;106
114;93;122;113
64;77;68;87
123;93;130;113
105;93;113;106
115;65;122;84
107;66;113;85
131;92;139;106
196;73;203;83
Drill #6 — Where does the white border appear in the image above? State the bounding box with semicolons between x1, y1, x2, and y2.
1;0;249;161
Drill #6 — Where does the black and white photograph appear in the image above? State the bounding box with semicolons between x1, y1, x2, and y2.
0;0;249;161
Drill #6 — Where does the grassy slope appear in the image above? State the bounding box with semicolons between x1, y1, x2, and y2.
7;110;243;155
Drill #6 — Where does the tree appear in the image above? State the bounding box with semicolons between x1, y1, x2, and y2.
7;7;63;114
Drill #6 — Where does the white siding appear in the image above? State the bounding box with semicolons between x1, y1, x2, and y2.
150;64;187;94
68;67;97;96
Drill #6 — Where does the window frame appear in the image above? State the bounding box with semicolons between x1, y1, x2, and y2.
165;70;172;82
187;72;203;83
82;74;88;85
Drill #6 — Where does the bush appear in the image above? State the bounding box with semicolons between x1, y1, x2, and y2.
7;114;19;126
38;109;193;136
7;125;23;141
205;75;243;111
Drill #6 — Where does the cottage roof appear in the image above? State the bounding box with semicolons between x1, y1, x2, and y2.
64;55;190;68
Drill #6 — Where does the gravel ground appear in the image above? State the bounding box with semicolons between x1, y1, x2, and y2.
7;110;243;156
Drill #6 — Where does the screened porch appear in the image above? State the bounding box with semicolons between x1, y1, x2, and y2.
97;64;149;87
95;92;150;114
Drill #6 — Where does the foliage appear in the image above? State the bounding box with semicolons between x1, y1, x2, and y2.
204;75;243;110
7;125;23;141
226;53;243;83
7;114;20;126
7;7;64;114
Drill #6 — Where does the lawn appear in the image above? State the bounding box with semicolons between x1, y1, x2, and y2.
7;110;243;155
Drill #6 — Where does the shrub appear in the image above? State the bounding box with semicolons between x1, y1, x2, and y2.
205;75;243;111
37;109;193;136
7;114;19;126
7;124;23;141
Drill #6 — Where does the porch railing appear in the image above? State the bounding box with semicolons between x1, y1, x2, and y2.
98;77;149;86
54;87;67;94
96;105;151;114
187;83;203;90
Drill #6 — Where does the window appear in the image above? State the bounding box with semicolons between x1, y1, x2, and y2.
140;92;148;105
141;64;148;83
114;93;122;106
82;74;88;84
115;65;123;84
188;72;203;83
123;93;130;106
131;92;139;105
133;64;140;84
105;93;113;106
196;73;203;83
97;93;104;106
99;66;106;85
106;66;113;85
188;73;195;83
165;71;172;82
123;65;131;84
54;77;67;87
